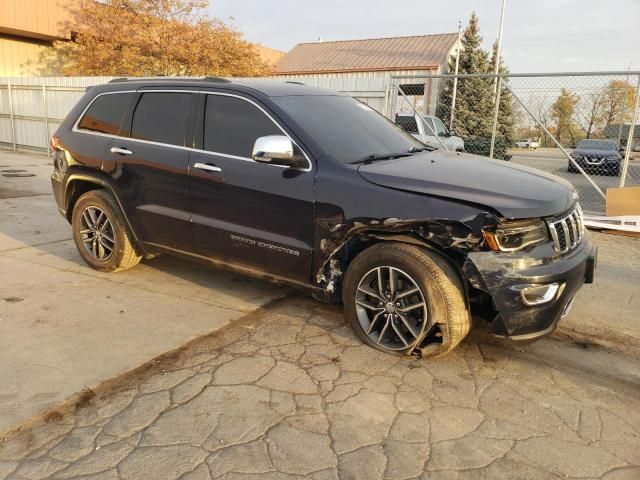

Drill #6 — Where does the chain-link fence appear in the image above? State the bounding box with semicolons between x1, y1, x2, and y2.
2;72;640;215
388;72;640;215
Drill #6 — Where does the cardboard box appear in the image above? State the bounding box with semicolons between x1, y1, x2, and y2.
606;186;640;216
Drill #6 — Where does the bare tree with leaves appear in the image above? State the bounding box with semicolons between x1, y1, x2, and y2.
599;80;636;128
572;80;636;141
551;88;580;146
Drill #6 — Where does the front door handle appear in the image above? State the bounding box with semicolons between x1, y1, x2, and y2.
110;147;133;156
194;162;222;173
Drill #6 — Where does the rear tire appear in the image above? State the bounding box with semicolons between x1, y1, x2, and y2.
71;190;141;272
342;242;470;357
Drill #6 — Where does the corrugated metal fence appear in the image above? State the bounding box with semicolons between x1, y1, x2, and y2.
0;77;116;153
0;75;396;153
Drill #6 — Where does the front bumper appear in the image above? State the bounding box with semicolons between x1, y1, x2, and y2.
571;157;620;174
464;236;596;339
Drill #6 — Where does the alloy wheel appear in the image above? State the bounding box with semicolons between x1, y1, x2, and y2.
79;206;115;261
354;266;429;351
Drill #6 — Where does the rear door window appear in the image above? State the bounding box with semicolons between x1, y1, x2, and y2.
131;92;192;147
204;94;281;158
77;92;134;135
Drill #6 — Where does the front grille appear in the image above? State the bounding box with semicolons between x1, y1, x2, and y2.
547;204;584;254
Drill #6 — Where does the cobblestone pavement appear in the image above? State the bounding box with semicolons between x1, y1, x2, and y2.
1;296;639;480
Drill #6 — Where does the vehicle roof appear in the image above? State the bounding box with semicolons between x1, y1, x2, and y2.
91;77;339;97
578;139;615;143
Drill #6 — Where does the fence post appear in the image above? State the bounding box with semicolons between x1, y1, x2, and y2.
42;84;50;156
619;74;640;188
489;76;502;159
7;81;16;152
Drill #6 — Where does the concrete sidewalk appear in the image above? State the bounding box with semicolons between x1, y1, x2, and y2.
0;150;288;433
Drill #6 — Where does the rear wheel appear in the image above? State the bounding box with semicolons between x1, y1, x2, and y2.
342;243;470;357
71;190;141;272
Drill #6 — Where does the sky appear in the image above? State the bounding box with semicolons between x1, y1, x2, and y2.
209;0;640;73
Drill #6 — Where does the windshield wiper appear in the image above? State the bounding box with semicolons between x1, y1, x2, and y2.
350;150;419;165
408;145;437;153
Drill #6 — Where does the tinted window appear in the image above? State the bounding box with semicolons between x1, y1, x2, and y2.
395;115;419;134
204;95;281;158
274;96;424;163
78;93;134;135
131;93;192;146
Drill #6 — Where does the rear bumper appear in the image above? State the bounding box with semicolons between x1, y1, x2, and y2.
51;170;66;217
464;236;596;339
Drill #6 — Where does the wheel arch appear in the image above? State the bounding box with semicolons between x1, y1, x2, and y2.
65;174;144;250
320;229;472;303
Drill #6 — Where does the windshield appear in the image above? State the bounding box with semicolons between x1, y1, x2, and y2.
431;116;448;136
577;140;616;151
273;95;426;163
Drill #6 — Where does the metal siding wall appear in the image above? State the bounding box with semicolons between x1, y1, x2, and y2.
273;70;432;116
0;36;51;77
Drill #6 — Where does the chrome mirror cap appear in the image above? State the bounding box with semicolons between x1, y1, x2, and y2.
252;135;294;164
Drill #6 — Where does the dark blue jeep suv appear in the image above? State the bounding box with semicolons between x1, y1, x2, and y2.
50;78;596;357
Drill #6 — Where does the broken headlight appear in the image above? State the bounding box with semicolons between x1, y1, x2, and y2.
483;218;548;252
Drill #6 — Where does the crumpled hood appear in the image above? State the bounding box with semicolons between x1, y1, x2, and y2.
357;150;576;219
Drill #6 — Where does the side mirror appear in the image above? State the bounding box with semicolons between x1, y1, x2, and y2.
438;131;449;137
449;130;456;137
252;135;295;165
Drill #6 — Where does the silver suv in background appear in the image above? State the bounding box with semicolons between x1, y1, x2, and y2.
395;113;465;152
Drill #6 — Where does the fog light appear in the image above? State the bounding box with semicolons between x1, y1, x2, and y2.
514;283;560;306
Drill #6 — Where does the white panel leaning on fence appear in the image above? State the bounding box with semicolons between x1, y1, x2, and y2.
1;72;639;216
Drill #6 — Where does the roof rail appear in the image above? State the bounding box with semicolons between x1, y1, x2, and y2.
285;81;305;85
108;76;231;84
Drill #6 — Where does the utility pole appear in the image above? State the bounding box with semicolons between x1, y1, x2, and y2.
617;62;633;149
449;20;462;130
492;0;506;99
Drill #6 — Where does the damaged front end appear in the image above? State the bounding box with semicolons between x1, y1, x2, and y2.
314;208;596;342
313;212;496;297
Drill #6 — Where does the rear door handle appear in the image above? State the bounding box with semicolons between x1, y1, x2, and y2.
110;147;133;156
194;162;222;173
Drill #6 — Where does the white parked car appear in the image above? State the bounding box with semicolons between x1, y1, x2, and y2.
395;114;465;152
515;139;540;149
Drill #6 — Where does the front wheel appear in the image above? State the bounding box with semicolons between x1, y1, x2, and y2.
342;243;470;357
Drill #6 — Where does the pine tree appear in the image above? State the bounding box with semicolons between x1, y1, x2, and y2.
436;12;493;139
490;40;516;145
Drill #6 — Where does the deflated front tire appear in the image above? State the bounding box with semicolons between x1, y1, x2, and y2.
342;242;471;357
